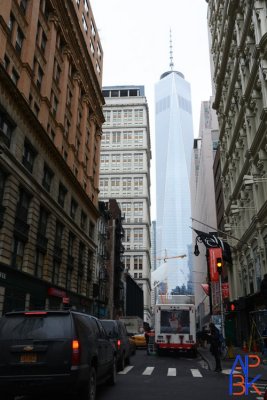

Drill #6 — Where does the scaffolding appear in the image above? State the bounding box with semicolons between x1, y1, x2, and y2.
248;310;267;352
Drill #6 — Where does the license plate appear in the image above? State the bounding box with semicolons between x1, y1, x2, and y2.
20;353;37;363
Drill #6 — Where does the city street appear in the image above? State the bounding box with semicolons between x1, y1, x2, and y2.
15;349;263;400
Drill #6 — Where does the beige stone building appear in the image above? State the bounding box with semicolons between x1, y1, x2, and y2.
207;0;267;343
0;0;104;313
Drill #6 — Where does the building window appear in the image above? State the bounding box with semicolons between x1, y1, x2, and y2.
40;31;47;53
12;237;25;269
3;55;10;70
81;211;87;230
17;188;31;220
0;108;15;146
91;20;96;37
20;0;28;14
82;14;88;33
0;169;6;203
42;164;54;192
134;255;143;270
70;198;77;219
52;93;58;117
22;139;37;173
89;221;95;239
55;221;64;248
90;39;95;55
36;64;43;89
34;250;44;278
8;13;15;33
67;232;75;282
15;27;24;54
52;259;60;285
58;183;67;208
84;0;89;14
11;68;19;85
53;60;61;84
38;207;48;236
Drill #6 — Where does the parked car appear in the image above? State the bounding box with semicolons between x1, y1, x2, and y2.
0;310;116;400
101;319;132;370
131;333;147;348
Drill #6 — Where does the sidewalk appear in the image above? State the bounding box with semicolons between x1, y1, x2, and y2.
198;345;267;381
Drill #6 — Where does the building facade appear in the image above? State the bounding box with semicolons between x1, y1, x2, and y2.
207;0;267;343
155;69;194;293
100;85;152;324
0;0;104;314
191;99;219;329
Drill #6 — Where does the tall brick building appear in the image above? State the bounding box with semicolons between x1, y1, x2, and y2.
0;0;104;313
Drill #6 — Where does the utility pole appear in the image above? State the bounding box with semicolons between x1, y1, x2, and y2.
216;256;225;337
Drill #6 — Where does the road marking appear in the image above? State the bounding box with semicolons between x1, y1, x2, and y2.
221;369;240;375
118;366;134;374
142;367;155;375
191;369;203;377
167;368;176;376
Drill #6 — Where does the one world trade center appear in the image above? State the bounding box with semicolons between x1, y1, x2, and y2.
155;59;194;293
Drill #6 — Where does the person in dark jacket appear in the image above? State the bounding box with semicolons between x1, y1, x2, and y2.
209;322;222;372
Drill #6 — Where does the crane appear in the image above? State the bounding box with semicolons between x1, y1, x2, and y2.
155;254;187;263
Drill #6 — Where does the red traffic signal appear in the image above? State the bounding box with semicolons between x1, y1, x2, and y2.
230;303;235;311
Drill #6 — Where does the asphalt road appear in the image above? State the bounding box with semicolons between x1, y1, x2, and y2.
15;349;264;400
97;349;264;400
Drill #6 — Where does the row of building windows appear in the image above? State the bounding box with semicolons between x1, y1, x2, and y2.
123;227;145;249
0;169;93;295
100;153;144;171
103;109;144;125
0;106;95;238
117;201;144;222
100;177;144;196
101;130;144;147
123;255;143;271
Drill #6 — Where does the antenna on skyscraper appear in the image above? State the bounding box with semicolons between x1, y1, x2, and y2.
169;29;174;70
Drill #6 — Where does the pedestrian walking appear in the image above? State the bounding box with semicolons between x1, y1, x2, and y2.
209;322;222;372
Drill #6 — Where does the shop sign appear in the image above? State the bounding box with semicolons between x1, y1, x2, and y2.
47;287;67;298
222;282;229;299
208;247;222;282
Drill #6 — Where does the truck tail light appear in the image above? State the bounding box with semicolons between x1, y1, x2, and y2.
72;340;80;366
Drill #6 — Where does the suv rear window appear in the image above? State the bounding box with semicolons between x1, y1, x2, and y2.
0;312;72;340
101;320;117;337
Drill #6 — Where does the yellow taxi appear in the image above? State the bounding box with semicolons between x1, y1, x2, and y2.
131;333;147;348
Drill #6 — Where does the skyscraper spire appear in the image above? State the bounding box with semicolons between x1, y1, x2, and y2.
169;29;174;70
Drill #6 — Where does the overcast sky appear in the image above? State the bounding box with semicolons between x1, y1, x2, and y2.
90;0;213;218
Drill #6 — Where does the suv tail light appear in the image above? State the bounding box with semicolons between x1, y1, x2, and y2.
117;339;121;349
72;340;80;366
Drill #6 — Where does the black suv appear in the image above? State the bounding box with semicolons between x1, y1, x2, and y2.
0;310;116;400
101;319;131;371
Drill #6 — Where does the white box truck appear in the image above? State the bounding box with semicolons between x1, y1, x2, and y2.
154;295;196;356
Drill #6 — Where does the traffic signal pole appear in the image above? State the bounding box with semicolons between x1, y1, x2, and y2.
218;273;225;337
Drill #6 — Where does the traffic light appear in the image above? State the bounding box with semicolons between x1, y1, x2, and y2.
230;302;235;312
216;257;223;274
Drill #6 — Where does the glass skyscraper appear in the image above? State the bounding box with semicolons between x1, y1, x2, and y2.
155;70;194;293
